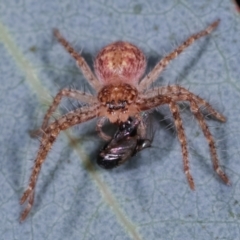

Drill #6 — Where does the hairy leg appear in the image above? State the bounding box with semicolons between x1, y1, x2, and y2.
134;113;151;140
138;95;172;111
138;20;220;91
144;85;226;122
41;88;96;130
54;29;102;91
20;105;99;221
169;101;195;190
190;100;230;185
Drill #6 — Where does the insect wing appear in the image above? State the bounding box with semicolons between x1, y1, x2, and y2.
97;135;138;169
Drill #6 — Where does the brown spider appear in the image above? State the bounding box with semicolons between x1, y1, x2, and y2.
20;19;230;221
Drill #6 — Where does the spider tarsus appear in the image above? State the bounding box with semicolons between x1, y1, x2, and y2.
226;180;231;186
217;168;231;185
53;28;60;38
20;205;31;222
190;184;195;191
211;19;220;29
20;190;35;222
205;19;220;35
188;176;195;190
219;115;227;123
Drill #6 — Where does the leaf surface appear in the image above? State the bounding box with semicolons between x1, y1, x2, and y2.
0;1;239;239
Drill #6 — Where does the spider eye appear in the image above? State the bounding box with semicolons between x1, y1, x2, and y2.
106;100;127;110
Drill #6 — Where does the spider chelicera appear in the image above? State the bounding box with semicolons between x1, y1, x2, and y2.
20;19;230;221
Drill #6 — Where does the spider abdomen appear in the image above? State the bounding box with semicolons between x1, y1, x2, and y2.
94;41;146;85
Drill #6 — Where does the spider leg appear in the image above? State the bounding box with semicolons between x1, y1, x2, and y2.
138;20;220;91
96;117;111;141
190;100;230;185
134;113;151;140
169;102;195;190
53;29;102;91
138;95;172;111
20;191;34;222
145;85;226;122
138;95;195;188
20;105;99;221
137;117;147;139
41;88;96;131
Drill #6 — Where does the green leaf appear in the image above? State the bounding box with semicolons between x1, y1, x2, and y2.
0;1;239;239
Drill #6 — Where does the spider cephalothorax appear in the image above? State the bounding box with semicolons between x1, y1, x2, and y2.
20;20;230;221
98;83;139;123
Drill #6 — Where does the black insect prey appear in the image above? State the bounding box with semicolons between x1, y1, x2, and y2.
97;117;152;169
